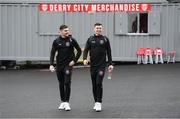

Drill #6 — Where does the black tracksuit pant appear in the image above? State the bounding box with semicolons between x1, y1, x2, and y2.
83;35;113;103
56;66;72;102
90;66;105;103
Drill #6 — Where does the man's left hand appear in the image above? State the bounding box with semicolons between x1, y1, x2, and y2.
69;60;75;66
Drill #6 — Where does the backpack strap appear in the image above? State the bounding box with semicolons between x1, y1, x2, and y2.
89;35;107;42
69;36;74;47
88;35;108;47
89;36;94;41
69;37;72;43
103;36;107;43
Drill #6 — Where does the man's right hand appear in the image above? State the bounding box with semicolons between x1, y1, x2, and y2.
83;59;89;66
49;65;55;72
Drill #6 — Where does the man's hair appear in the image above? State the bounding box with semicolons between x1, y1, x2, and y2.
94;23;102;27
59;24;68;30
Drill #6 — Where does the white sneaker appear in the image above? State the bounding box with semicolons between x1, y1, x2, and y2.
64;102;71;111
58;102;65;110
95;102;102;112
93;102;97;110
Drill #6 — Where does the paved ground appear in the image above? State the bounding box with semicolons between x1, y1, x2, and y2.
0;63;180;118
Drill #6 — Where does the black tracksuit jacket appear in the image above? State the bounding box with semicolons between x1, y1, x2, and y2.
50;36;82;70
83;35;112;68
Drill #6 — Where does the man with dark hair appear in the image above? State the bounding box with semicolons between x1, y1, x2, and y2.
94;23;102;27
49;24;82;111
83;23;113;112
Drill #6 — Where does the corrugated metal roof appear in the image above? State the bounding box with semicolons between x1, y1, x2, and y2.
0;0;168;4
